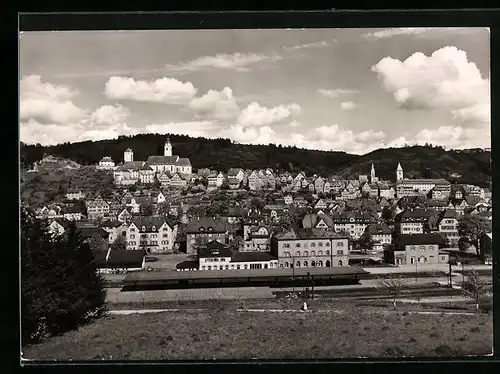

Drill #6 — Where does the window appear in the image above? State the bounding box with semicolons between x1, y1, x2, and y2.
303;261;308;267
318;261;323;267
130;234;135;239
312;261;316;267
325;242;330;247
311;251;315;256
152;226;157;231
237;265;241;270
296;261;301;268
296;251;301;257
318;250;323;256
142;226;146;232
337;242;344;247
202;266;206;270
325;250;330;255
284;262;289;268
337;250;343;255
207;266;212;270
130;227;136;232
310;242;316;247
296;243;301;248
304;251;309;257
318;242;323;247
338;260;343;266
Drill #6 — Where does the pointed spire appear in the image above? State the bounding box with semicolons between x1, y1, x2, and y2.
397;162;403;171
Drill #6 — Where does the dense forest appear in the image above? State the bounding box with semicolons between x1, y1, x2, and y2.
20;133;491;187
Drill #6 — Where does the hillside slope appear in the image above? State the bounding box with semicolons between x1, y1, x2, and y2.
336;146;491;187
20;134;491;187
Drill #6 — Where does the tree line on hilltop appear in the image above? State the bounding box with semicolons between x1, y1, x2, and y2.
20;134;491;187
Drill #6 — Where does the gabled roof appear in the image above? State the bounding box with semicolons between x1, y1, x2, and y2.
227;168;243;176
186;217;227;233
198;240;233;258
100;156;114;162
396;208;435;221
365;223;391;235
100;220;123;228
177;158;191;167
106;249;146;268
122;161;145;169
227;206;248;217
146;155;179;165
130;216;176;231
302;214;333;229
438;209;458;222
394;234;447;249
275;227;347;240
231;252;276;263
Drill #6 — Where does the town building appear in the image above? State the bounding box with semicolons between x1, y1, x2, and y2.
65;189;85;201
332;212;375;239
396;178;451;198
480;232;492;264
97;156;115;170
125;216;178;254
95;249;147;274
271;228;349;268
242;223;271;252
436;210;460;246
198;241;278;271
86;195;110;220
364;223;392;246
395;208;434;235
388;234;449;266
185;217;229;255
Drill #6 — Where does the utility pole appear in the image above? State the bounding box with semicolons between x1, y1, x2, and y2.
448;260;452;288
415;258;418;283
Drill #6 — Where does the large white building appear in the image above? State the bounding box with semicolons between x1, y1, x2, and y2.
113;138;192;185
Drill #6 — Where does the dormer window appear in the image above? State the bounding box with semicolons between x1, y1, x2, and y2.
199;227;205;232
152;225;157;232
142;226;146;232
208;227;213;232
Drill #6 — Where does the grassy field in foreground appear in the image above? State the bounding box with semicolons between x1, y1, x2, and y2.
23;306;492;360
105;295;486;312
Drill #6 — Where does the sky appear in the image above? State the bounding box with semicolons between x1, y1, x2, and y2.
19;27;490;155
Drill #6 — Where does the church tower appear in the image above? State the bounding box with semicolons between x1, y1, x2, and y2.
370;163;376;183
164;138;172;157
124;148;133;163
396;162;404;181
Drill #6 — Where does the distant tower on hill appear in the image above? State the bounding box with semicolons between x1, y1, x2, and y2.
164;138;172;157
370;163;376;182
396;162;404;181
124;148;134;163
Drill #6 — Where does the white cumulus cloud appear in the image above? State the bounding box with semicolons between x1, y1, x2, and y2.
371;46;490;126
340;101;356;110
188;87;240;120
20;75;88;124
87;104;131;127
104;76;197;104
238;102;301;127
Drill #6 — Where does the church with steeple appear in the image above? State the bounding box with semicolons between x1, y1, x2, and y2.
112;137;192;185
369;163;378;183
396;162;404;181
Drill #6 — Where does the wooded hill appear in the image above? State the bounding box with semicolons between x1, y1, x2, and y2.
20;133;491;187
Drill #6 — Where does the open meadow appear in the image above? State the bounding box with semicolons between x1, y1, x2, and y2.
23;304;492;361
